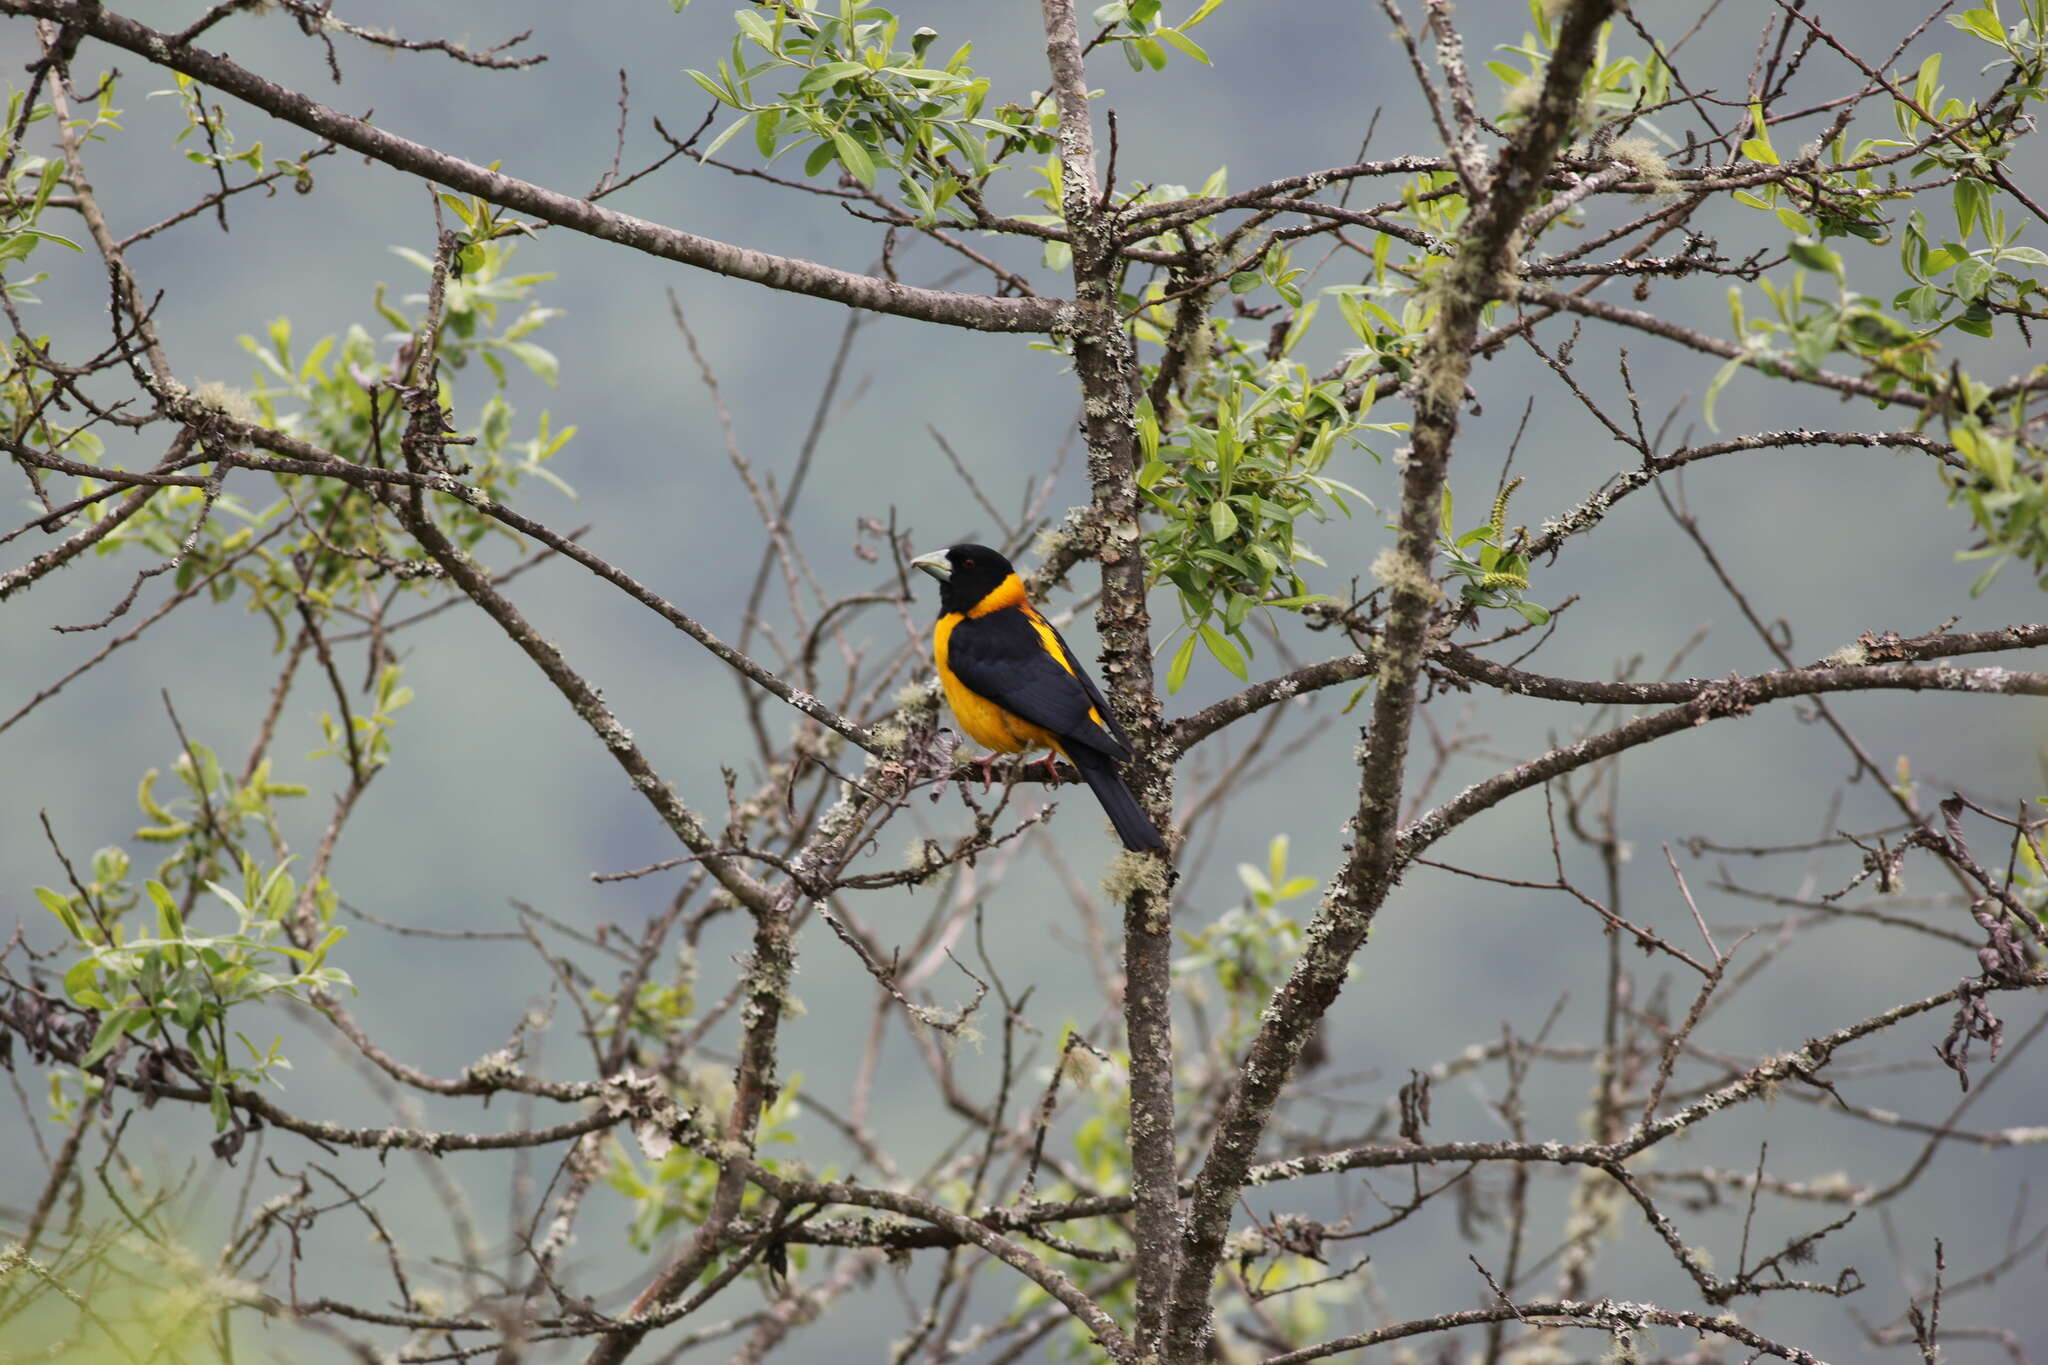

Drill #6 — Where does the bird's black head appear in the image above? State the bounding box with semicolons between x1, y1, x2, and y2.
911;543;1020;617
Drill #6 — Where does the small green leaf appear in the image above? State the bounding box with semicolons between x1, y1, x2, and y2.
83;1007;143;1067
1166;632;1198;693
733;9;777;48
36;886;83;940
1199;624;1248;679
1702;354;1743;432
830;128;876;187
1954;256;1994;300
698;113;753;163
1157;27;1211;64
1787;238;1843;278
502;340;560;386
63;958;98;1005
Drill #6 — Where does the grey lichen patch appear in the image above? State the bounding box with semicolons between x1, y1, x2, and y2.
1501;75;1542;120
868;716;909;755
1610;135;1678;195
1564;1165;1624;1245
1369;547;1441;605
190;381;261;426
1689;674;1755;723
909;1003;984;1054
1823;642;1871;667
895;678;942;719
1032;523;1074;561
1497;227;1527;301
601;1070;688;1162
900;837;943;882
462;1048;523;1087
1600;1327;1641;1365
1103;848;1172;905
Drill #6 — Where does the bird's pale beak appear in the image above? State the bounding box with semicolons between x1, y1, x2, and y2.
910;550;951;581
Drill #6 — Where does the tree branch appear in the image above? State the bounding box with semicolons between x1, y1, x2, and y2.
0;0;1057;333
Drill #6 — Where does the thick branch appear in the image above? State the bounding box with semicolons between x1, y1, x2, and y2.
0;0;1057;333
1162;6;1618;1358
1039;1;1180;1351
1402;660;2048;859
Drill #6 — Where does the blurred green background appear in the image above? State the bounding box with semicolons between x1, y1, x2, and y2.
4;1;2045;1360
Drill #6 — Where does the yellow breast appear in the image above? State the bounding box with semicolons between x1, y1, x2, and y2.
933;611;1061;755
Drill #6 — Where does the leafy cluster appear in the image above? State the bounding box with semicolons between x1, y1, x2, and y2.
1438;478;1548;625
38;844;348;1130
687;1;1032;224
1139;341;1391;690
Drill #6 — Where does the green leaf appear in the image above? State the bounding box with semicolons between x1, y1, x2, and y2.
733;8;777;48
83;1007;144;1067
1914;51;1943;110
1166;632;1198;693
1739;103;1778;164
1954;177;1988;240
1955;302;1994;338
502;340;560;386
1510;600;1551;625
699;113;753;163
1157;27;1211;64
829;128;876;187
1701;354;1743;432
1787;238;1843;278
1199;624;1248;679
1210;500;1238;540
36;886;83;940
1954;256;1994;300
685;68;737;107
62;957;99;1005
1947;9;2006;44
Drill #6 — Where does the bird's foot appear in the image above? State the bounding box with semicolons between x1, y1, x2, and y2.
1033;752;1063;785
974;754;999;792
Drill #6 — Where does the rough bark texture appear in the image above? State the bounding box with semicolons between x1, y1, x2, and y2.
1160;3;1619;1358
1038;1;1181;1351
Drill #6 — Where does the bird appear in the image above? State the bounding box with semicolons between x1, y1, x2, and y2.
910;543;1165;852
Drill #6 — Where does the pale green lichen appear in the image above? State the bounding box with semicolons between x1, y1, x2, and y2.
1600;1327;1641;1365
901;837;943;881
869;717;909;755
1033;524;1074;560
1103;848;1172;903
461;1048;522;1086
191;380;260;425
1610;135;1678;195
895;679;942;716
1502;75;1542;120
1369;547;1442;605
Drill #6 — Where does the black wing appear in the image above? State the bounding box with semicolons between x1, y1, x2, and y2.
1036;613;1135;753
946;608;1129;760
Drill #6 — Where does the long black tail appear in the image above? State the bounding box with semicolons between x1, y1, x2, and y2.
1067;746;1166;852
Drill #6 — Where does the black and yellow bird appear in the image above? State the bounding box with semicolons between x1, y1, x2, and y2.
911;544;1164;852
